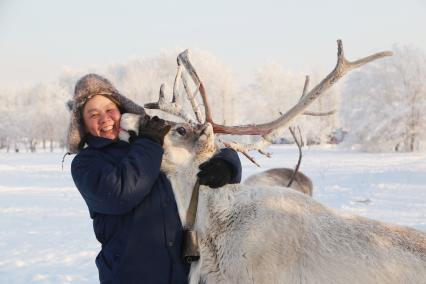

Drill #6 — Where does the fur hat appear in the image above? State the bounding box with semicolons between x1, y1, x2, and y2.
66;73;146;153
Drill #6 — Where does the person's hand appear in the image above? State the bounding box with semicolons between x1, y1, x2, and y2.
197;158;234;188
129;115;171;145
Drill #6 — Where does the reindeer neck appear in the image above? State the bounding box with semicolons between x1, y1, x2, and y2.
194;183;239;236
165;161;200;226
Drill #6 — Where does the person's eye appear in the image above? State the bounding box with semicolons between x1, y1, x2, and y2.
176;127;187;136
90;113;99;119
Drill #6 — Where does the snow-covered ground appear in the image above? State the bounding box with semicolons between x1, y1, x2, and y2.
1;146;425;283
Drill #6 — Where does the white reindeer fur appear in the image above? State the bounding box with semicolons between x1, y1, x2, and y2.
244;168;314;196
120;114;426;284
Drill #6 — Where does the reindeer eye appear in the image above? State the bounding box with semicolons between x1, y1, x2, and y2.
176;127;187;136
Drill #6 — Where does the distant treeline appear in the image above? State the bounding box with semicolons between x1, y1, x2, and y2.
1;45;425;153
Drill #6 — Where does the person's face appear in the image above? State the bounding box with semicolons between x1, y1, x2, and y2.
82;95;121;140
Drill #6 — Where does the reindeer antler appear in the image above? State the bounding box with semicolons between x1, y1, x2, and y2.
193;40;391;135
145;40;392;165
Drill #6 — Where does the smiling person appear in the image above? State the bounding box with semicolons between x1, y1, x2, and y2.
67;74;242;284
83;95;121;139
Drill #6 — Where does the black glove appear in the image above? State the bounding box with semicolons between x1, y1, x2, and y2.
197;158;234;188
129;115;171;145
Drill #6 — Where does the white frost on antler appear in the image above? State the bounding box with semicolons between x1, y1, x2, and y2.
145;84;198;125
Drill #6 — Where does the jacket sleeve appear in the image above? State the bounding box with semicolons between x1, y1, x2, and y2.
71;139;163;215
212;148;242;184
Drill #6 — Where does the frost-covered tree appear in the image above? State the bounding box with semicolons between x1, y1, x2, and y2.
240;64;303;124
300;72;341;145
0;89;17;150
30;83;69;151
341;45;426;152
0;82;69;152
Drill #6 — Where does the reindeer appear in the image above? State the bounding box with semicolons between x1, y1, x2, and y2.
244;168;313;196
244;127;314;196
120;41;426;284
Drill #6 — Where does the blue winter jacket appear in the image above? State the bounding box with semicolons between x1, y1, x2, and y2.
71;135;242;284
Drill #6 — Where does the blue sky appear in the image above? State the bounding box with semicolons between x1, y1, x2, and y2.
0;0;425;88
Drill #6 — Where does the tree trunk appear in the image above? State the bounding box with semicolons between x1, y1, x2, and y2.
29;140;37;153
409;134;416;152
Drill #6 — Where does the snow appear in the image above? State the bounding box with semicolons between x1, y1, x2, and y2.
1;146;425;283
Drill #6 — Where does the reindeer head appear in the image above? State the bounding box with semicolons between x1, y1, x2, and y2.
162;122;217;172
120;113;217;173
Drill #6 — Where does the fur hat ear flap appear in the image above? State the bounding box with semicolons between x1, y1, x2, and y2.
66;100;73;111
66;73;146;154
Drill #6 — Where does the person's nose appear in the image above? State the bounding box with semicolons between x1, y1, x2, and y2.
99;112;112;124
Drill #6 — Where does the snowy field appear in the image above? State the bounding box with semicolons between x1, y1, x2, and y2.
1;145;426;283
